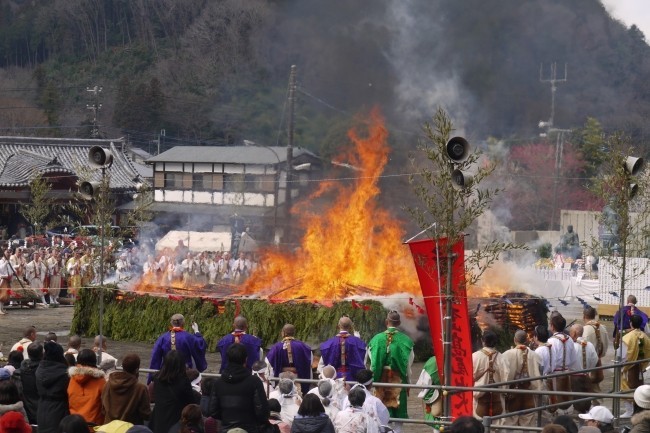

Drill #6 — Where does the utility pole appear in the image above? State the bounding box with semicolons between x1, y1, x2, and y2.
285;65;297;244
539;63;568;230
158;129;166;155
86;85;103;138
539;63;567;130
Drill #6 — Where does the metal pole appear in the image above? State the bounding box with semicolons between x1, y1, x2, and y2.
285;65;296;244
443;247;453;416
98;166;105;365
443;164;455;417
483;415;492;433
613;179;630;417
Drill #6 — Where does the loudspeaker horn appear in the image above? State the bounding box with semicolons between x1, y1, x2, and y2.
451;169;473;190
630;183;639;199
446;136;470;163
88;146;113;168
624;156;644;176
79;181;100;200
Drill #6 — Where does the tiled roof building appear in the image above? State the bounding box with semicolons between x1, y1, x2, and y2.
0;137;142;189
0;136;144;237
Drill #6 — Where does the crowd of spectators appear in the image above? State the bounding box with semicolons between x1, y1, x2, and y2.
0;238;261;310
0;318;393;433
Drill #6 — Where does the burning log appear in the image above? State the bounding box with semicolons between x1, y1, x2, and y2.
471;292;548;343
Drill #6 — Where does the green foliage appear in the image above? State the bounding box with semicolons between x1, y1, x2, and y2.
124;183;154;229
537;243;552;259
113;77;165;132
71;289;388;350
19;174;56;234
589;133;650;285
408;108;525;287
573;117;606;181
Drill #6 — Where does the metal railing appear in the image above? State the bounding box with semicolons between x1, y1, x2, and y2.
139;356;650;432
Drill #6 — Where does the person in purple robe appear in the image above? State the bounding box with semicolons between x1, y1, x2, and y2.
216;315;263;373
265;323;313;395
149;313;207;383
318;316;366;381
613;295;649;345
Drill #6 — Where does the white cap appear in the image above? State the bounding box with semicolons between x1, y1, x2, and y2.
578;406;614;423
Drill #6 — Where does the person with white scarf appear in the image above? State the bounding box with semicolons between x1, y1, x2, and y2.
308;365;348;410
251;360;275;398
310;379;340;422
276;378;301;427
334;387;369;433
346;369;389;430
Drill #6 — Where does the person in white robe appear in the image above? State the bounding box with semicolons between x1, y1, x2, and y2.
501;330;542;432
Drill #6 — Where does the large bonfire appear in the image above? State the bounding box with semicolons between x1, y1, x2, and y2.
130;111;421;302
240;110;419;301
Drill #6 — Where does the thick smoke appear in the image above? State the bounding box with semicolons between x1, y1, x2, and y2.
385;0;472;129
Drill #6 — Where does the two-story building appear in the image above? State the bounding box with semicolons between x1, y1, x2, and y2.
145;144;322;246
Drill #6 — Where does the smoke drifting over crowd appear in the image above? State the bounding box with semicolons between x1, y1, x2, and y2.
261;0;648;142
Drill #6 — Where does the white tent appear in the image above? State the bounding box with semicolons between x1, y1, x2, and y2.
238;231;259;253
156;230;232;253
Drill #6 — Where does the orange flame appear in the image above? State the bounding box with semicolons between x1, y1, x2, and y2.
241;110;419;300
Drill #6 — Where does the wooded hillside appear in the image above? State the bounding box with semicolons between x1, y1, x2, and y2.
0;0;649;231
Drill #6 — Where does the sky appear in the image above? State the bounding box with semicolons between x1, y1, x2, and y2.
602;0;650;42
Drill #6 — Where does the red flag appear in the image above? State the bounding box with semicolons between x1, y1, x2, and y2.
407;237;473;418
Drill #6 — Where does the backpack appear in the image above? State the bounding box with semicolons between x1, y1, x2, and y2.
475;349;503;417
505;347;535;412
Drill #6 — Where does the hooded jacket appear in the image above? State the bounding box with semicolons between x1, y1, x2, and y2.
102;370;151;424
209;363;270;433
632;410;650;433
149;374;196;433
0;400;28;420
35;359;70;433
19;359;40;424
291;415;336;433
67;364;107;425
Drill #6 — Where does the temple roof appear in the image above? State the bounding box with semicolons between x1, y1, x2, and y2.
0;137;143;189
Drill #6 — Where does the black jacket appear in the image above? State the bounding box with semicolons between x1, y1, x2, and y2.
149;375;196;433
209;363;269;433
35;360;70;433
291;415;336;433
20;359;40;424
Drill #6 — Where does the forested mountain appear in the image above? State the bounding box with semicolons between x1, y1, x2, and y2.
0;0;648;230
0;0;648;148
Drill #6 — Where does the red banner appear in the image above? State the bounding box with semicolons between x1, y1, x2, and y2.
407;237;473;417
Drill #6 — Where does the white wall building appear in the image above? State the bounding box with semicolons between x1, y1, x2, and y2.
145;145;322;245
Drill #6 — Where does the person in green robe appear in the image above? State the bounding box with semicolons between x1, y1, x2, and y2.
366;310;414;431
416;355;442;428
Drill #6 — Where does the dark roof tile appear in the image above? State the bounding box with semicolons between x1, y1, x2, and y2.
0;137;143;189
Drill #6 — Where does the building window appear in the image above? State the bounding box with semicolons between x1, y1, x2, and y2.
154;172;164;188
182;173;193;189
224;174;244;193
243;174;275;193
213;174;224;191
164;172;183;188
193;174;215;191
